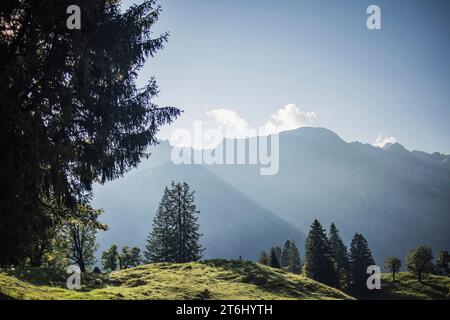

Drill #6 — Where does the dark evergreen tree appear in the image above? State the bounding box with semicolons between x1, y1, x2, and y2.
259;251;269;265
144;187;174;263
328;223;350;289
170;182;203;262
145;182;203;263
304;220;338;287
0;0;181;266
349;233;375;292
269;247;281;268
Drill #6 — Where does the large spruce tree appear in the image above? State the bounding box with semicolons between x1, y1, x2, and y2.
349;233;375;292
145;182;203;263
0;0;180;266
328;223;350;289
304;220;338;287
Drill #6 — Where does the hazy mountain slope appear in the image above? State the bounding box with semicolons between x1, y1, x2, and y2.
92;145;304;260
207;127;450;264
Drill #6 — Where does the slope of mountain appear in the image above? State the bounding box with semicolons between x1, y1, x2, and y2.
0;261;352;300
207;127;450;264
92;143;304;260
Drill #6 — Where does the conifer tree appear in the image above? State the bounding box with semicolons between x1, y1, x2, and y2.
304;220;338;287
269;247;281;268
259;251;269;265
328;223;350;289
144;187;174;263
349;233;375;292
0;0;181;266
144;182;203;263
170;182;203;262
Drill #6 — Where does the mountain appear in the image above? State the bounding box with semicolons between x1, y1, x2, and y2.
206;127;450;264
92;142;304;260
92;127;450;267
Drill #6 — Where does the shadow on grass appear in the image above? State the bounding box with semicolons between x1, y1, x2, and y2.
1;267;109;291
203;259;343;299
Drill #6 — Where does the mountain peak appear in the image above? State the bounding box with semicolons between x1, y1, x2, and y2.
382;142;411;156
281;126;344;143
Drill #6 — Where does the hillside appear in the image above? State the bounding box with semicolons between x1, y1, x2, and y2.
373;272;450;300
0;260;351;300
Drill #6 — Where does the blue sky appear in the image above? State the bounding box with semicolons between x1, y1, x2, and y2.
122;0;450;153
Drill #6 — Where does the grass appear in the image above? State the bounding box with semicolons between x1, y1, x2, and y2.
370;272;450;300
0;259;352;300
2;261;448;300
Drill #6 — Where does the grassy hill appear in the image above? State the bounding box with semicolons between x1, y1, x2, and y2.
0;259;351;300
371;272;450;300
1;260;449;300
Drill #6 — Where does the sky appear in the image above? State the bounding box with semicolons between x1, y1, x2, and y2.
122;0;450;153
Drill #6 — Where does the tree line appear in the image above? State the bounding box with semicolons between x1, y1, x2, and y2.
258;219;450;293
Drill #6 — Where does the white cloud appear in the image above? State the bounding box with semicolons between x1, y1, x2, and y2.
205;109;252;137
205;104;317;138
259;104;316;136
373;134;396;148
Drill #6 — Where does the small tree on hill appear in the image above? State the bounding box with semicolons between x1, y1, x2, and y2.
269;247;281;268
406;246;434;283
384;257;402;282
119;246;142;269
59;205;107;272
259;251;269;265
435;250;450;276
101;244;119;272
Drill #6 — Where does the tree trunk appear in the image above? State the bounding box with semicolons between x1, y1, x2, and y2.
79;260;86;273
